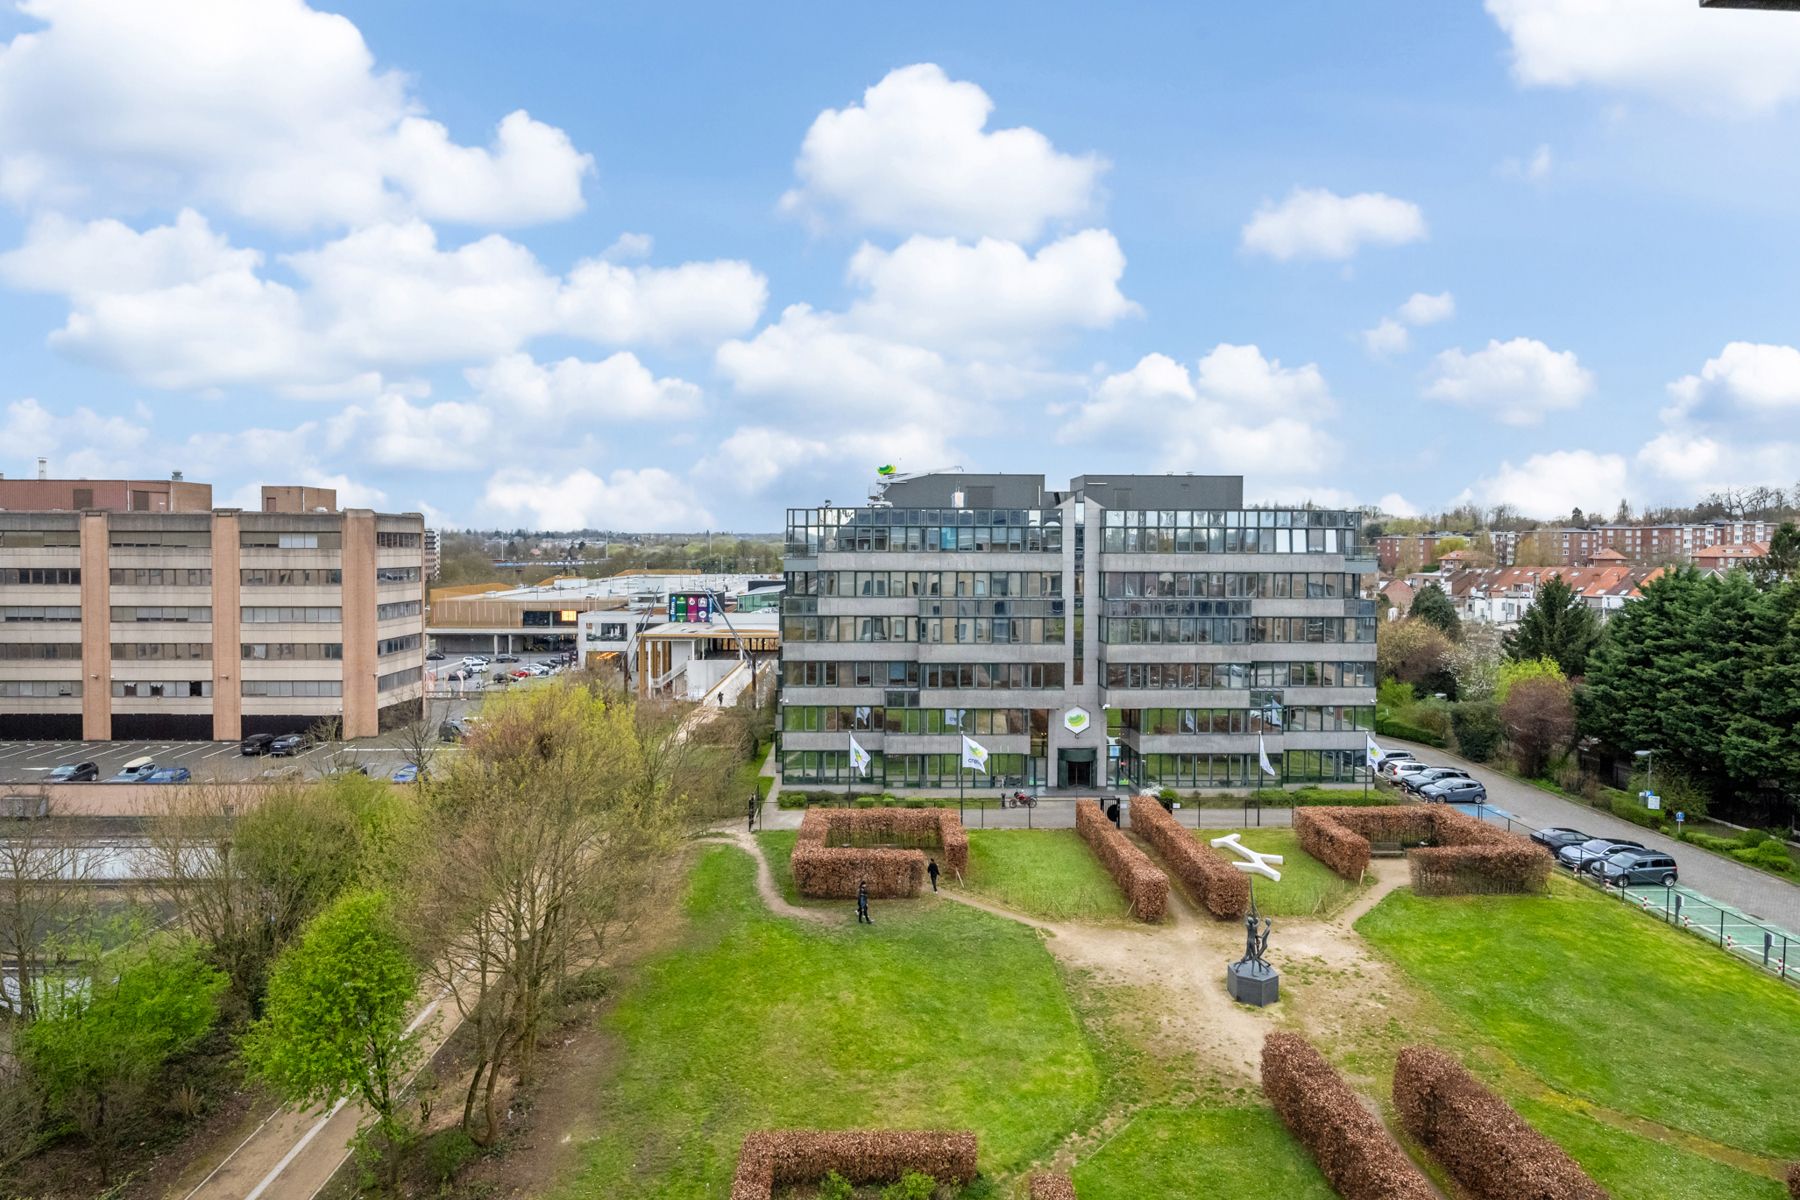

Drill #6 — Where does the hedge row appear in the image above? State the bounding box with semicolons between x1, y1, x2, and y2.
1261;1032;1435;1200
790;807;969;898
1028;1173;1078;1199
730;1130;979;1200
1786;1161;1798;1199
1375;716;1446;747
1128;796;1249;919
1393;1046;1607;1199
1293;806;1551;894
1075;799;1168;922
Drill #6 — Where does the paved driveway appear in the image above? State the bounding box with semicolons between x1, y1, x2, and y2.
1388;739;1800;932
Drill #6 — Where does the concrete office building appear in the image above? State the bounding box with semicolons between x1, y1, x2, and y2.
779;473;1378;791
0;478;427;742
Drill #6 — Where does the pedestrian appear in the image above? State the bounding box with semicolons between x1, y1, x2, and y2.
746;794;756;833
1107;799;1121;827
927;858;940;892
856;877;872;924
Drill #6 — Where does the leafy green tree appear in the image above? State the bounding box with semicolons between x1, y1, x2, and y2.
1494;656;1565;705
1504;575;1601;677
19;936;227;1184
241;890;422;1189
1500;675;1577;778
1450;702;1505;762
1409;582;1462;641
1377;618;1456;696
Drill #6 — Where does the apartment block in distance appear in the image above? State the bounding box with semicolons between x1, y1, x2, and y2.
0;479;427;741
780;472;1377;792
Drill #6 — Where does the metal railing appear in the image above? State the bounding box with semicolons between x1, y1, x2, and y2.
1460;803;1797;988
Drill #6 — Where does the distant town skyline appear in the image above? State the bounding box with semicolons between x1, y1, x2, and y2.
3;1;1800;530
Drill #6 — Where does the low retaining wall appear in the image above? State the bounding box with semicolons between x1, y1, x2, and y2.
729;1130;978;1200
1393;1046;1607;1200
1294;806;1551;894
1128;796;1249;919
1075;799;1168;922
1027;1172;1078;1199
791;807;968;899
1261;1032;1435;1200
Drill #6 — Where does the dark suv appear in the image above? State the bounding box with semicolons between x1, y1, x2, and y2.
240;733;276;756
1594;849;1679;887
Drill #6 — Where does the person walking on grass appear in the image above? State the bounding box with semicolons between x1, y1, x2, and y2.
856;877;872;924
927;858;940;892
746;793;756;833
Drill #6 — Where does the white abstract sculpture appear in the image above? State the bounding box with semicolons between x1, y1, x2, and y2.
1210;832;1284;882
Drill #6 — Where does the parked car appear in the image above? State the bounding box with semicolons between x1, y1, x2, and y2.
425;649;444;661
446;669;470;682
240;733;276;756
493;653;520;663
509;667;534;679
1386;761;1432;785
1594;848;1679;887
47;761;99;782
269;733;305;756
1530;827;1593;852
1557;837;1644;873
107;756;158;783
1403;767;1471;793
145;767;192;784
390;763;421;784
322;762;369;777
439;720;470;743
1378;755;1422;780
1418;777;1488;803
459;656;489;669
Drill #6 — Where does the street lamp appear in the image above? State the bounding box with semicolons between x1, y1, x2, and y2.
1633;749;1656;793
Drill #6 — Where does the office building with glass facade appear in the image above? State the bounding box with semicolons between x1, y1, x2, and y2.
779;473;1377;791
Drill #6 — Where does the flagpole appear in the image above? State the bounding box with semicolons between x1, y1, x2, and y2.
845;734;851;807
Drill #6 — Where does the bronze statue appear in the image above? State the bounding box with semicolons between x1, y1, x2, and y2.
1236;891;1272;973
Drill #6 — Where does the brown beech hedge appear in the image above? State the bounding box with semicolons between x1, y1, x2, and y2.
1261;1032;1435;1200
1393;1046;1608;1200
1027;1172;1079;1199
1294;806;1551;894
1787;1161;1798;1199
729;1129;979;1199
1128;795;1249;919
1076;798;1168;922
791;807;969;899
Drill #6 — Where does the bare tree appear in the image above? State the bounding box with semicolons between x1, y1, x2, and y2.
0;800;95;1023
389;699;441;782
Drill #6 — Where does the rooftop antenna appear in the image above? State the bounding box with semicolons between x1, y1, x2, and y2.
37;457;47;480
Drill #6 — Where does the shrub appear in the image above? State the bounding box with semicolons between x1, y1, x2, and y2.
729;1130;978;1200
1606;793;1668;833
1375;715;1447;747
790;808;968;899
421;1127;482;1186
1128;796;1248;919
1294;807;1551;894
1733;841;1794;873
1157;786;1179;803
1500;675;1576;778
1393;1046;1607;1200
1377;678;1417;712
1260;1032;1435;1200
818;1169;853;1200
1076;799;1169;922
1787;1160;1798;1200
881;1171;937;1200
1449;701;1504;762
1028;1174;1078;1200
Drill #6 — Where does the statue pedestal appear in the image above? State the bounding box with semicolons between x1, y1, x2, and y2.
1226;960;1279;1007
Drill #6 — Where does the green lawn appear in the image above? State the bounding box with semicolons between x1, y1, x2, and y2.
553;845;1104;1196
960;830;1132;922
1357;882;1800;1165
1196;828;1366;917
1512;1095;1787;1200
1071;1107;1336;1199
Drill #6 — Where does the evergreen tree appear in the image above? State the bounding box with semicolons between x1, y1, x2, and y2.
1722;581;1800;828
1504;575;1601;677
1749;521;1799;590
1410;582;1462;642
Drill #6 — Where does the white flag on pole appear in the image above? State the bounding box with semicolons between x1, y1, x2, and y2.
960;735;990;774
1258;733;1278;779
1366;733;1386;766
848;733;870;778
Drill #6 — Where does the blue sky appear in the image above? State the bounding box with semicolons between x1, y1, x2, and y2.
2;0;1799;530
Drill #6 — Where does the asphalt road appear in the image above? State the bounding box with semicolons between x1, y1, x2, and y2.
1387;738;1800;932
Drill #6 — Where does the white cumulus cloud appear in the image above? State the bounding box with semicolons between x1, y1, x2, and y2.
780;63;1105;242
481;467;713;532
1471;450;1630;520
1666;341;1800;416
1241;187;1426;262
1397;291;1455;325
1424;337;1594;425
467;352;703;422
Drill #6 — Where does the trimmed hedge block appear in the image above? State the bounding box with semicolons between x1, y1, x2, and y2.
1028;1173;1078;1199
790;807;968;899
729;1130;978;1200
1787;1161;1799;1200
1393;1046;1608;1200
1076;799;1169;922
1294;806;1551;894
1129;795;1249;919
1262;1032;1434;1200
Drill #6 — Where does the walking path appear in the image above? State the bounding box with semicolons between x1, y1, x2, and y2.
754;791;1300;833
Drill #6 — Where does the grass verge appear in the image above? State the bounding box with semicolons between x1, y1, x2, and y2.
959;830;1131;922
1198;828;1368;917
1070;1106;1336;1199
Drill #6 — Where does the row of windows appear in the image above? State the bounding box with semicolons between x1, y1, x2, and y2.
378;666;422;692
780;616;1066;644
785;706;1031;736
787;571;1064;598
0;568;80;585
242;568;340;586
1099;526;1357;555
1098;616;1377;645
0;642;81;660
3;606;80;622
241;679;340;697
377;600;422;620
1126;705;1374;735
243;607;340;623
378;633;421;656
113;606;211;623
788;523;1063;556
1133;749;1365;786
1101;599;1251;619
1103;661;1376;690
0;530;79;548
243;642;342;660
781;660;1067;690
115;642;212;660
1101;572;1361;599
376;531;421;548
112;568;210;586
242;531;342;549
376;566;421;583
114;680;210;698
780;750;1035;788
1102;509;1358;529
110;530;210;548
0;680;80;697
